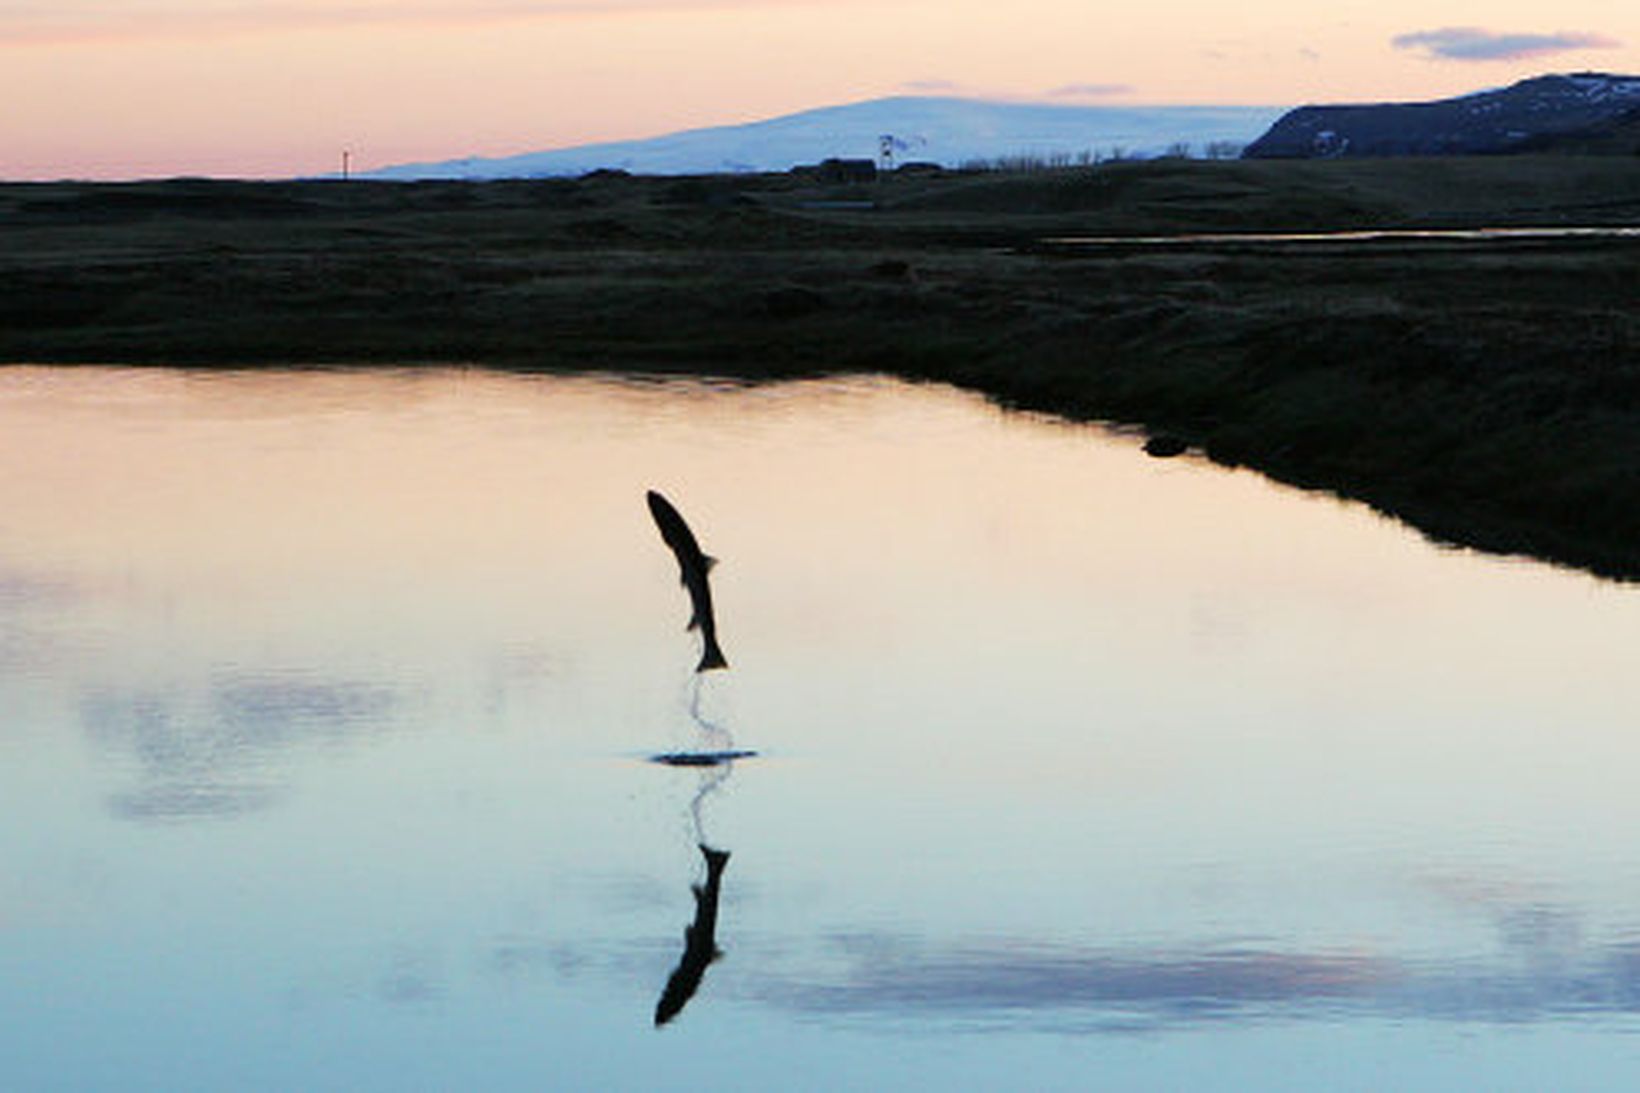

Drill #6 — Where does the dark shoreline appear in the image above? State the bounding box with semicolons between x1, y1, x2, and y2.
4;159;1638;580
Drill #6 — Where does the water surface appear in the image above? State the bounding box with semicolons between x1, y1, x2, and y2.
2;367;1637;1090
1043;225;1640;247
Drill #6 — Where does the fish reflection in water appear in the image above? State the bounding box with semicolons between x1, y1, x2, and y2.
655;842;733;1027
646;490;728;673
653;750;742;1026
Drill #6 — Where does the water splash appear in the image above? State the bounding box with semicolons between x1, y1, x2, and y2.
647;671;753;835
686;672;735;753
684;673;737;845
688;761;733;847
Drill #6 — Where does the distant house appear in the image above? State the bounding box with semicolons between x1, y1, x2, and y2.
791;158;879;184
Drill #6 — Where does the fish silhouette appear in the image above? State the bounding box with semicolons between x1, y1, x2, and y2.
646;490;728;672
655;844;731;1026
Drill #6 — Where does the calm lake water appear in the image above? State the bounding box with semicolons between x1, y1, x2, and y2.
3;366;1638;1090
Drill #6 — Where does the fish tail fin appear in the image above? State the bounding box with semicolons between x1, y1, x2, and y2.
696;641;728;672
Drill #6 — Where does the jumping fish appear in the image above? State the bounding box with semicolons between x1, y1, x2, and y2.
646;490;728;672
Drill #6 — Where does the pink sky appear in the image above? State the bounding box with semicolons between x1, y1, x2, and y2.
3;0;1635;179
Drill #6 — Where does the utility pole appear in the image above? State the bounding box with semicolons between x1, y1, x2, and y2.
341;149;351;180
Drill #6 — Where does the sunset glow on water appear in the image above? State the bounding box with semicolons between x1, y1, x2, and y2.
2;368;1638;1089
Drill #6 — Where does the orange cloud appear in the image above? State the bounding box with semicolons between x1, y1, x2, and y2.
0;0;871;45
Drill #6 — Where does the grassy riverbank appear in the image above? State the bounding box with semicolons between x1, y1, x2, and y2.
3;157;1638;578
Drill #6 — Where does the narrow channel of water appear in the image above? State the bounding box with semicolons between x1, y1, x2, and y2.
1042;225;1640;247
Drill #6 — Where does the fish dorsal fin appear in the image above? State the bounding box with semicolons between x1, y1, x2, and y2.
703;555;718;573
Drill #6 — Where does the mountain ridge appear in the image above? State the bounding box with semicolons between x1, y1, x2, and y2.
361;96;1284;180
1244;72;1640;158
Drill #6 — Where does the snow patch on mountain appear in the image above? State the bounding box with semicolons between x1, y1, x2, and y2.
362;97;1285;180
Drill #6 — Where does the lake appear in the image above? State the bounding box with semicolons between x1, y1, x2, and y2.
2;366;1638;1090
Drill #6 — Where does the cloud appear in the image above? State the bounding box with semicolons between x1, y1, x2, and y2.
1392;27;1621;62
0;0;849;44
894;79;1136;105
1045;83;1134;100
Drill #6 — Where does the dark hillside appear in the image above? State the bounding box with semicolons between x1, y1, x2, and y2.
1517;107;1640;155
1245;73;1640;158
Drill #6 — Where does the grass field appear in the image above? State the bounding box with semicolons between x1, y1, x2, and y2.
3;157;1638;578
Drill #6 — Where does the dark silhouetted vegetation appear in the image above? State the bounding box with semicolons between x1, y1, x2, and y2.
2;157;1637;578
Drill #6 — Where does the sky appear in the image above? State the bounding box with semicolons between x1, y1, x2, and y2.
3;0;1637;179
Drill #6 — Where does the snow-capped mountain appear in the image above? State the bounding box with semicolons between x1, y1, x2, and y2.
362;97;1284;179
1244;72;1640;158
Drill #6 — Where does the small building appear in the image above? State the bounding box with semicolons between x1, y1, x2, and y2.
791;158;879;184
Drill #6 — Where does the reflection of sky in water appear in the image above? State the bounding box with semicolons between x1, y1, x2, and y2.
82;673;400;820
745;924;1640;1030
2;366;1639;1090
